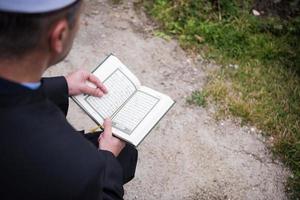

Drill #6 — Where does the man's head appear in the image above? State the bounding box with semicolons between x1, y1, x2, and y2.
0;0;82;66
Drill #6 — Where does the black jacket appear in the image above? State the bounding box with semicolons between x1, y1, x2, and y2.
0;76;132;200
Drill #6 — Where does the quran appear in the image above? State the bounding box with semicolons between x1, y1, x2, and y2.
72;55;175;146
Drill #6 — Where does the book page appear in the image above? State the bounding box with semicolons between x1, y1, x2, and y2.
111;86;174;146
84;69;137;119
112;91;159;135
93;55;141;87
72;55;141;124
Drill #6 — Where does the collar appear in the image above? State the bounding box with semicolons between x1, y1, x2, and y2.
21;82;41;90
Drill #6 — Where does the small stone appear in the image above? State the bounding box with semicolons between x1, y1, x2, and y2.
92;10;99;15
229;64;239;69
252;9;260;16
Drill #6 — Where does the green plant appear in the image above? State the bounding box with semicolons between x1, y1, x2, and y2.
187;90;207;107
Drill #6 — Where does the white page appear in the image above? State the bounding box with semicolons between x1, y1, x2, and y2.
73;55;141;124
111;90;160;135
93;55;141;87
113;86;174;146
86;69;137;119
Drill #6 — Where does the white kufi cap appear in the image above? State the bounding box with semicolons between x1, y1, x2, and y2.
0;0;78;14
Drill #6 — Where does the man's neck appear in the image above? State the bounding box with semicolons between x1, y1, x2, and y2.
0;52;49;83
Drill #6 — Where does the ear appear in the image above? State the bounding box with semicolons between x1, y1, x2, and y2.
49;20;69;54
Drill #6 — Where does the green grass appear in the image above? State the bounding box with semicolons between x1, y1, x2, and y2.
141;0;300;198
187;90;207;107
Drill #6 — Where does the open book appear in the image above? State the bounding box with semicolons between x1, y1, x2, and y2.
72;55;175;146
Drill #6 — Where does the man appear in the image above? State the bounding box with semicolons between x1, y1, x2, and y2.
0;0;137;199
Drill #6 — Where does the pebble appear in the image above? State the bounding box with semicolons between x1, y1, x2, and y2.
229;64;239;69
92;10;99;15
252;9;260;16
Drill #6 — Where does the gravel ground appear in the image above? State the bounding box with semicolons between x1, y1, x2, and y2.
46;0;290;199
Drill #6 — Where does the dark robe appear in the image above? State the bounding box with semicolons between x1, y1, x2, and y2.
0;76;137;200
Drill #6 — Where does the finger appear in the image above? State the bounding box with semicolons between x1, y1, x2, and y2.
83;85;104;97
95;88;105;97
88;74;108;94
103;118;112;138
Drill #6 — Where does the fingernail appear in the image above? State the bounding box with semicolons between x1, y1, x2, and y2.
97;90;103;96
104;86;108;93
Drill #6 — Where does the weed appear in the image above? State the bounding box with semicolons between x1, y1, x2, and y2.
153;30;171;40
112;0;122;4
187;90;207;107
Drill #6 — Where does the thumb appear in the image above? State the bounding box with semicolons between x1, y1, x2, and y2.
102;118;112;138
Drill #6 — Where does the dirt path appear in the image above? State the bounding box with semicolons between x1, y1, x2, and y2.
47;0;289;199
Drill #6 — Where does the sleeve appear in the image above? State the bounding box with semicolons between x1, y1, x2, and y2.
81;132;138;184
98;150;124;200
41;76;69;116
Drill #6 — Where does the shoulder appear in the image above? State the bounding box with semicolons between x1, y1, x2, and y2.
0;99;106;199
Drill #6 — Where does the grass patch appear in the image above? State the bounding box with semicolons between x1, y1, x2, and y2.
142;0;300;198
187;90;207;107
112;0;122;4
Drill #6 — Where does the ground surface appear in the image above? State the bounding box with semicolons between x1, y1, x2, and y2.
46;0;289;199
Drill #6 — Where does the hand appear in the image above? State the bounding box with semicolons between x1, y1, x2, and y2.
98;118;125;157
65;69;108;96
